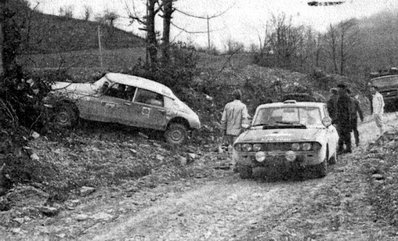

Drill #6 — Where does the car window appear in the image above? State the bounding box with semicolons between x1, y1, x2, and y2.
371;75;398;88
103;83;126;99
135;89;164;107
254;106;322;126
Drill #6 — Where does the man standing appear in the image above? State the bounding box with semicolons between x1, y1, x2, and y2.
327;88;339;123
370;85;385;136
347;89;364;147
336;83;353;154
221;89;249;169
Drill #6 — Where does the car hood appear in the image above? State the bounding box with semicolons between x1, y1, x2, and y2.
236;128;324;143
52;82;98;95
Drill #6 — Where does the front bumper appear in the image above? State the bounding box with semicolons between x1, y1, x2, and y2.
235;150;321;168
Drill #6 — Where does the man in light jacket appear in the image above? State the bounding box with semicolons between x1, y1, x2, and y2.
370;85;385;136
221;89;249;170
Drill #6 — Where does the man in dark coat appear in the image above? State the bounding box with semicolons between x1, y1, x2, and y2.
347;89;364;147
336;83;353;154
327;88;339;123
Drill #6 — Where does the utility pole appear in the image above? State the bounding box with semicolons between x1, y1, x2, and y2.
207;15;210;50
97;25;103;70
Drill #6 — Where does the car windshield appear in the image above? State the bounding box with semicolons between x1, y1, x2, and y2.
371;75;398;88
253;106;322;127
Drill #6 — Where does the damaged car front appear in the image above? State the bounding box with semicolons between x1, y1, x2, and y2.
233;101;339;179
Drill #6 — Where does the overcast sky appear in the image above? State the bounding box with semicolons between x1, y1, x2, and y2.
30;0;398;50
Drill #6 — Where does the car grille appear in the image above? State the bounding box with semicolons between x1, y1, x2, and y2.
256;143;292;151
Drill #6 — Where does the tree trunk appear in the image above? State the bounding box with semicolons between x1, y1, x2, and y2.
161;0;173;64
147;0;158;66
340;31;345;75
1;0;22;79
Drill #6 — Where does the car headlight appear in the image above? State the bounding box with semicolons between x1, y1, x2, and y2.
312;142;322;151
255;151;266;162
291;143;300;151
302;143;312;151
242;144;253;152
253;144;262;152
285;151;296;162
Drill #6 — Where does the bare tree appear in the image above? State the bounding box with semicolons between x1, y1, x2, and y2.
160;0;174;63
224;39;244;54
59;5;74;18
126;0;163;66
103;9;119;27
83;5;92;21
338;18;359;75
325;24;339;73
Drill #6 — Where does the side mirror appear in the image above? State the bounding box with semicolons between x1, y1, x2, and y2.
322;117;332;127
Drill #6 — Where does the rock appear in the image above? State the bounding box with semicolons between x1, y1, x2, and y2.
31;131;40;139
0;196;10;211
39;206;60;217
30;153;40;161
75;214;89;221
13;217;25;224
179;156;188;166
156;154;165;162
80;186;96;197
129;149;137;154
6;185;49;208
372;174;384;180
92;212;113;221
187;153;197;164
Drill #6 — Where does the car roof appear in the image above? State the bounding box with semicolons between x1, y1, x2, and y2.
104;73;175;98
371;74;398;79
257;101;325;109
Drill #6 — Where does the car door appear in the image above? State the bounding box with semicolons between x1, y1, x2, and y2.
129;88;168;130
77;81;120;122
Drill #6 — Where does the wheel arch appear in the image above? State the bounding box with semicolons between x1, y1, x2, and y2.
55;99;80;116
167;117;190;130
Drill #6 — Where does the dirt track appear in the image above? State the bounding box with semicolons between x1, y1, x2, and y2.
1;113;397;241
76;113;398;241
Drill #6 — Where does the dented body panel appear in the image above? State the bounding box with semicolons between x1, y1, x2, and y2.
48;73;200;133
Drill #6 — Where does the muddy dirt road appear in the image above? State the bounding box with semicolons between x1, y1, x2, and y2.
77;114;398;241
1;113;398;241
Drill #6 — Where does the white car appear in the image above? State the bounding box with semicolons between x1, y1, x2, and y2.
46;73;201;144
233;100;339;179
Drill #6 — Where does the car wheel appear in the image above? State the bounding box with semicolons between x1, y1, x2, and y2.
238;164;252;179
314;159;327;178
164;123;188;145
54;104;78;128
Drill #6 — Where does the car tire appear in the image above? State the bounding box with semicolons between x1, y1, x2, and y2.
54;104;78;128
164;123;188;145
314;159;327;178
238;164;252;179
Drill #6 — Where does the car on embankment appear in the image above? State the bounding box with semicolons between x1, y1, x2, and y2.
233;100;339;179
44;72;201;145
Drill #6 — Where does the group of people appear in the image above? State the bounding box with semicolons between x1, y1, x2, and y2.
327;83;385;154
220;83;386;169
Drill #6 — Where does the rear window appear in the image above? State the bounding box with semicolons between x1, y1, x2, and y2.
371;75;398;88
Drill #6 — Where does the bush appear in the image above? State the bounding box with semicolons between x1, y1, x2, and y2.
127;42;199;94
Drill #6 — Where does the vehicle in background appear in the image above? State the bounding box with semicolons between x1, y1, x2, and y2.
233;100;339;179
44;73;201;145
